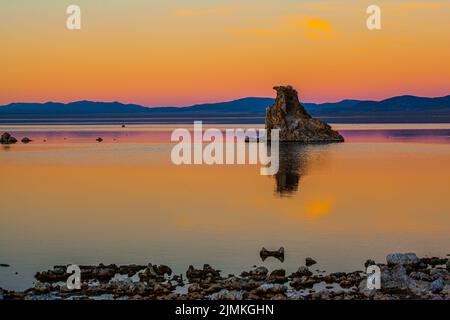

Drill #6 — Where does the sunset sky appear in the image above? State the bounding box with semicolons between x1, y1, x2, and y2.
1;0;449;106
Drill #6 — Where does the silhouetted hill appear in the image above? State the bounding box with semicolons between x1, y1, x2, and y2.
0;100;148;114
166;97;275;114
0;98;274;115
306;95;450;115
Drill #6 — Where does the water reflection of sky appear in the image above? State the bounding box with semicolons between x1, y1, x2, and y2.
340;129;450;143
2;124;450;144
1;125;450;291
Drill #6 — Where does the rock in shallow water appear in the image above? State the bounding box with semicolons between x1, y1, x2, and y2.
305;257;317;267
255;283;287;295
0;132;18;144
186;264;221;282
259;247;284;262
265;86;344;142
292;266;313;277
241;266;268;280
409;272;431;282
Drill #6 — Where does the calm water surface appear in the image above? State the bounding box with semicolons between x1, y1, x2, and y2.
1;124;450;290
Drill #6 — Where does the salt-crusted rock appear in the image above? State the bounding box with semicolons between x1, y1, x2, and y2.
429;268;449;281
209;289;244;300
381;265;410;293
265;86;344;142
254;283;287;294
430;278;445;293
386;253;420;266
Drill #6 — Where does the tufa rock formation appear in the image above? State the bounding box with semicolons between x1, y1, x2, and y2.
1;132;18;144
265;86;344;142
21;137;32;144
260;247;285;262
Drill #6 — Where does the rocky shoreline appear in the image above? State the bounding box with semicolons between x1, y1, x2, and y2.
0;253;449;300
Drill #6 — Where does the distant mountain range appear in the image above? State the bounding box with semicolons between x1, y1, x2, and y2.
0;98;275;115
1;95;450;123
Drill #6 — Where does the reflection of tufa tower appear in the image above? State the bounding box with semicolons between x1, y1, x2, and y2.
265;86;344;142
274;143;330;196
275;144;309;196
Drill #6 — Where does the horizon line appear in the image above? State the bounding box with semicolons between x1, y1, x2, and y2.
2;93;450;109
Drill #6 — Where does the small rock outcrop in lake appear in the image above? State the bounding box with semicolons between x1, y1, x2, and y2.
21;137;32;144
260;247;285;262
186;264;221;282
0;132;18;144
305;257;317;267
265;86;344;142
96;137;103;142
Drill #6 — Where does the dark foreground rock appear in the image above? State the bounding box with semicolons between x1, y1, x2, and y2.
305;257;317;267
0;132;18;144
1;253;448;300
265;86;344;142
260;247;284;262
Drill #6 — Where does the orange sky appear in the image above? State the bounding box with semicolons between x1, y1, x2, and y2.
0;0;449;106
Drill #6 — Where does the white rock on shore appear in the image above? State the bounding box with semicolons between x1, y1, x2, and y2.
386;253;420;266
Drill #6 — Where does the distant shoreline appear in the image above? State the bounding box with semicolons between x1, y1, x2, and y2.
2;115;450;125
0;94;449;124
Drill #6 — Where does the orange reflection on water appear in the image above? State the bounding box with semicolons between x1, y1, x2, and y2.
1;128;450;290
